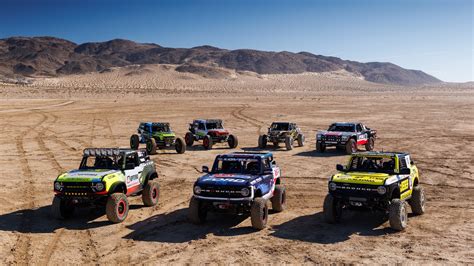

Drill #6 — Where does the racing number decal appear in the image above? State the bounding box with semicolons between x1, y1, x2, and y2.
400;179;409;192
358;133;367;141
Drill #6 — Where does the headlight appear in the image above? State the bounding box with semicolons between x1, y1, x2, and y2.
194;186;202;194
377;186;387;195
241;187;250;197
54;182;63;191
329;182;337;191
341;135;350;141
94;182;105;191
317;134;321;140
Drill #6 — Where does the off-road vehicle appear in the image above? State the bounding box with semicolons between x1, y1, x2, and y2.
323;151;425;231
52;148;160;223
258;122;305;150
316;122;377;154
130;122;185;154
188;152;286;230
185;119;238;150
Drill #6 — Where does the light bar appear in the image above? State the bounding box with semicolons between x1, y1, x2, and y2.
83;148;121;156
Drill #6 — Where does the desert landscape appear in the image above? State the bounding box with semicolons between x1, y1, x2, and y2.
0;61;473;264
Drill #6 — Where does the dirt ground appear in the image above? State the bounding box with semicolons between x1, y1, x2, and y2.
0;70;473;264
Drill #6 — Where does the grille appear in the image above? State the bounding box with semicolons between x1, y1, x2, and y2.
200;185;246;198
63;182;94;193
333;183;380;198
163;137;174;144
324;135;341;142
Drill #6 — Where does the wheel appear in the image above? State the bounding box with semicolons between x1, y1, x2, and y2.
106;193;129;223
227;134;238;149
258;135;267;149
389;199;408;231
142;180;160;206
323;194;343;223
188;196;207;224
345;139;357;154
146;138;157;155
51;196;75;219
203;135;213;150
409;185;425;215
185;132;194;147
271;185;286;212
365;137;375;151
285;136;293;150
297;134;305;147
130;134;140;150
174;137;186;154
250;197;268;230
316;142;326;152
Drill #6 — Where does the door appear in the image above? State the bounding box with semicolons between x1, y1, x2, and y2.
123;153;144;193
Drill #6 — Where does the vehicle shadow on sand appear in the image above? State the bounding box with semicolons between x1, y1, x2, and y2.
240;146;292;152
270;210;397;244
124;208;258;243
294;150;346;158
0;205;112;234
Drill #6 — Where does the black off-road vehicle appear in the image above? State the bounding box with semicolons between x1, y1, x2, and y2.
258;122;305;150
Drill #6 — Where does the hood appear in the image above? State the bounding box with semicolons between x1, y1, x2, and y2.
57;169;119;182
196;173;256;186
332;172;390;185
153;132;175;138
208;129;229;135
269;130;289;135
318;130;354;136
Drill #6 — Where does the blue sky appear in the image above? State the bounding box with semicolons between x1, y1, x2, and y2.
1;0;472;82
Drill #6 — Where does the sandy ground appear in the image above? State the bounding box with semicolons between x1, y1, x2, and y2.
0;68;473;264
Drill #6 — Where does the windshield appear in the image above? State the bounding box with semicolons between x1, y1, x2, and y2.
348;156;395;173
328;124;355;132
212;158;261;175
207;121;223;129
152;124;170;132
79;155;122;170
271;123;289;131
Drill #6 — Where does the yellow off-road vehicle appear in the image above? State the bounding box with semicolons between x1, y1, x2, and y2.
323;151;425;231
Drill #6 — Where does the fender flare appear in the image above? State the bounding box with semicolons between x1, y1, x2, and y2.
109;182;127;195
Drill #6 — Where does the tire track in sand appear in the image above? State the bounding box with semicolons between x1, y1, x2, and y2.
12;112;48;265
231;104;266;135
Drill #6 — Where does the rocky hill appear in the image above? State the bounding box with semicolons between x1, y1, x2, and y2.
0;36;441;86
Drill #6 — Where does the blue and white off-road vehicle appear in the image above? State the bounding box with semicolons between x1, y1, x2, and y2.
188;152;286;230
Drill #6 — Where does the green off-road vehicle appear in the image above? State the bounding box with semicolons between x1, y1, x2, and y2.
258;122;305;150
130;122;185;154
323;151;425;231
52;148;160;223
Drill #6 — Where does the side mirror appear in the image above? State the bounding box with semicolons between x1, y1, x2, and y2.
125;163;135;170
399;168;411;175
336;164;345;171
202;166;209;173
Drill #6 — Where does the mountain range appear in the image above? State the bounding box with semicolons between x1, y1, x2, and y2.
0;36;441;86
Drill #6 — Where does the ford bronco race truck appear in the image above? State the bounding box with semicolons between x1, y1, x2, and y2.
188;152;286;230
323;151;425;231
258;122;305;150
184;119;238;150
316;122;376;154
52;148;160;223
130;122;185;155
